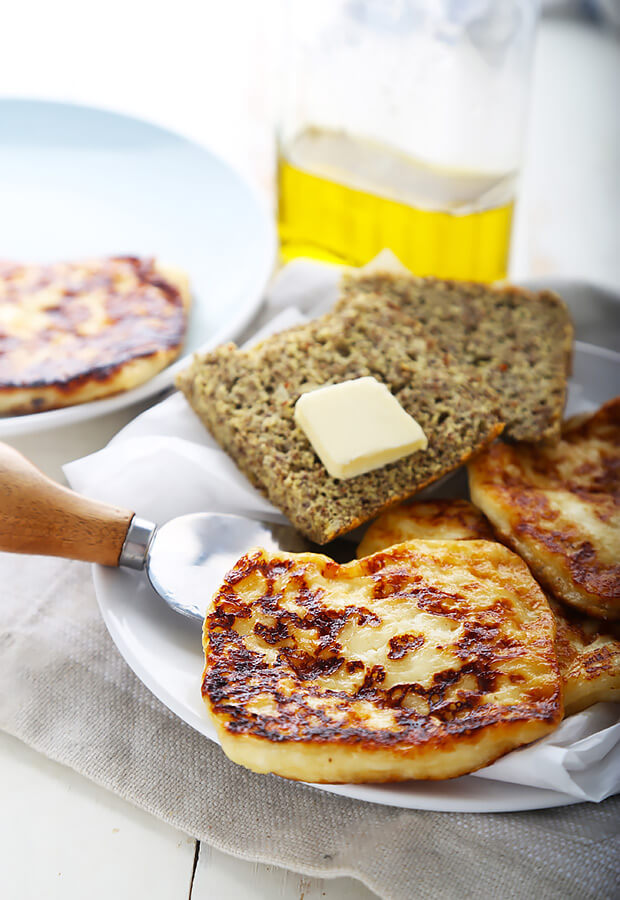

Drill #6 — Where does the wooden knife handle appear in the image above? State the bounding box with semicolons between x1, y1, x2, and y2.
0;442;134;566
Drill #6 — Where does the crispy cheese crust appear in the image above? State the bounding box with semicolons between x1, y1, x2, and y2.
357;499;494;558
0;256;190;414
356;498;620;716
550;598;620;715
202;542;561;783
468;398;620;621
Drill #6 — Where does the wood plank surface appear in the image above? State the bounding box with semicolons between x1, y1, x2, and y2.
192;843;378;900
0;731;195;900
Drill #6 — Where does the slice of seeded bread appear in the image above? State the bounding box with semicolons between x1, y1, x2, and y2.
177;296;504;544
337;273;573;443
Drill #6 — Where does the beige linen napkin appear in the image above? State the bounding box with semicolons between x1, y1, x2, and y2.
1;552;619;900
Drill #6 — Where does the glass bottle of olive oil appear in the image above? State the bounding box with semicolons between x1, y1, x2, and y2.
278;129;515;283
278;2;538;282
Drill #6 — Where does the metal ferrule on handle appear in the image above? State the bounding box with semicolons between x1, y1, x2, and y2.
119;517;157;570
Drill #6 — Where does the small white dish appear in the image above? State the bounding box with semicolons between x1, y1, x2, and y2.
0;98;276;436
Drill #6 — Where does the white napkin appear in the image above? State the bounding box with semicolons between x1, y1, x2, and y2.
65;258;619;805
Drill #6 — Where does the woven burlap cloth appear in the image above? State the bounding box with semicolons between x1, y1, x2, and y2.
1;552;618;900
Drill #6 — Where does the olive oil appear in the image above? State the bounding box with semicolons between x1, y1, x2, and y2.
278;130;514;282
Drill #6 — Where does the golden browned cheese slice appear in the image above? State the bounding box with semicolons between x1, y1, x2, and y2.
202;541;561;783
0;256;190;414
356;498;620;716
468;398;620;621
356;499;494;558
550;598;620;715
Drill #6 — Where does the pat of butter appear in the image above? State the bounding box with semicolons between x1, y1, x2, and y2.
294;376;428;480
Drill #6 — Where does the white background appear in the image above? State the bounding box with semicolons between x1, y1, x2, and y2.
1;1;618;287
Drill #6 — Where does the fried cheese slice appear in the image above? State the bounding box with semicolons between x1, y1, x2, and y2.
356;498;493;558
356;498;620;717
0;256;190;414
550;599;620;715
202;541;561;783
468;398;620;621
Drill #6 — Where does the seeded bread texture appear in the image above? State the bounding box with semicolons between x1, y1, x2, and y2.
337;273;573;444
177;296;504;543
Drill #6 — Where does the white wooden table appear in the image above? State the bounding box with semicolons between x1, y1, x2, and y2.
1;5;618;898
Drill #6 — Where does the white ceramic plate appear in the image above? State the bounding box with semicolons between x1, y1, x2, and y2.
93;338;620;813
0;98;276;436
